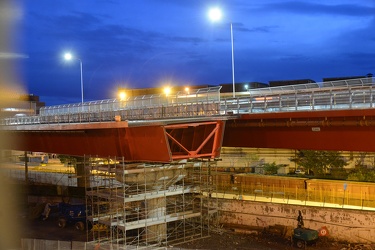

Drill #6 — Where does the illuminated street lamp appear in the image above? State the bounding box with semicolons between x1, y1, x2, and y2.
117;89;127;109
118;90;126;101
184;87;190;104
208;7;236;98
64;52;84;104
162;86;172;111
164;86;171;96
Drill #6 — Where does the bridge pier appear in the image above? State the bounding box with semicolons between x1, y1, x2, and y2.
75;157;90;188
85;160;216;247
145;197;167;243
24;151;29;185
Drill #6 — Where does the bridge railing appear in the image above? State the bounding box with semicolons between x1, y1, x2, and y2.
221;77;375;114
2;77;375;126
248;77;374;96
38;86;221;115
1;86;222;125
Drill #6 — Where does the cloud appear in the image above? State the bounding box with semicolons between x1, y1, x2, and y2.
260;1;375;17
168;36;205;45
233;22;278;33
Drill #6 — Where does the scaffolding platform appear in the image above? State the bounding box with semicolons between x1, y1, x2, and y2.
85;157;218;247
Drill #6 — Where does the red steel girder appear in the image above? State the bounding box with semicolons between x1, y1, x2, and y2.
3;120;226;162
223;109;375;152
4;122;172;162
164;121;225;160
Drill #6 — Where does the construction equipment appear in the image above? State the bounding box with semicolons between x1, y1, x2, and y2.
292;210;319;248
57;203;86;231
292;227;319;248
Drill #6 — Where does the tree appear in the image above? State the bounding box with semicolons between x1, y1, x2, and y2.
263;162;280;175
57;155;77;172
242;153;259;167
347;168;375;182
290;150;347;177
354;152;368;168
238;153;259;173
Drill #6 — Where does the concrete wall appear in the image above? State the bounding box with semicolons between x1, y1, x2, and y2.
217;199;375;244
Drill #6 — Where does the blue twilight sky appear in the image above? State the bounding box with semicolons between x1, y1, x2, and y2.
12;0;375;105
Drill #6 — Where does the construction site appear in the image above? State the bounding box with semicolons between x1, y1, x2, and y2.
6;148;375;249
82;157;219;249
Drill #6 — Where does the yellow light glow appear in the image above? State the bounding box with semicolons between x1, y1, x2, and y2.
119;91;126;100
164;87;171;96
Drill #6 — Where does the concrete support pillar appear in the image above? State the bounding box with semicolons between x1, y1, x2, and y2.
24;151;28;185
146;197;167;243
75;157;90;188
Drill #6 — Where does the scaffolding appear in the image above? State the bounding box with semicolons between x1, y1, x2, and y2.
85;157;218;249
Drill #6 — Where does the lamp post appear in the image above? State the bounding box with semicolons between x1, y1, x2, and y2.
64;52;84;104
209;7;236;98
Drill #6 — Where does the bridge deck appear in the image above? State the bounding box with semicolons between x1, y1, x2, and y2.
3;77;375;159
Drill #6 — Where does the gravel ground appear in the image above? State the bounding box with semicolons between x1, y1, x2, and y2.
175;229;374;250
19;217;374;250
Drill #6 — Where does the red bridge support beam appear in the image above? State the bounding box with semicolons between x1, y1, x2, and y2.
223;109;375;152
4;120;226;162
165;120;225;160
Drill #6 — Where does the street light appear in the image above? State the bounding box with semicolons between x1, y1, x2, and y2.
64;52;84;104
118;90;126;101
164;86;171;96
208;7;236;98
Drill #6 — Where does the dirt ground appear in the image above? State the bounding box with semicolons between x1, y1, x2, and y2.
176;229;373;250
176;230;292;250
21;217;88;242
19;217;374;250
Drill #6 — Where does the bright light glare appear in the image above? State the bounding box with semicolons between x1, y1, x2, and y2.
184;87;189;93
164;87;171;96
64;52;73;60
208;8;222;22
119;91;126;100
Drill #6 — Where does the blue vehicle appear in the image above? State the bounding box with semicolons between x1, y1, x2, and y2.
57;203;87;231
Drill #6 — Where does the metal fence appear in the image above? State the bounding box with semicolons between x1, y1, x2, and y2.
20;238;177;250
2;87;222;125
215;181;375;210
224;77;375;114
3;77;375;126
40;86;221;116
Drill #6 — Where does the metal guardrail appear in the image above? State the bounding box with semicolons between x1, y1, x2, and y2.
2;86;222;125
223;84;375;114
40;86;222;115
2;77;375;126
248;77;374;95
223;77;375;114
